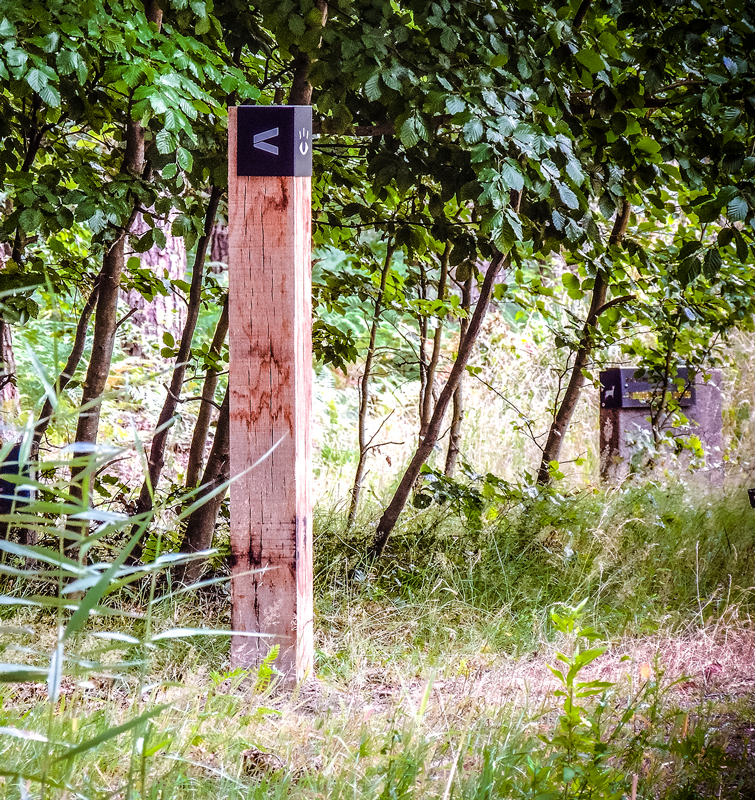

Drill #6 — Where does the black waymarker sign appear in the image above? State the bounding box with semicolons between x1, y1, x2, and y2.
236;105;312;177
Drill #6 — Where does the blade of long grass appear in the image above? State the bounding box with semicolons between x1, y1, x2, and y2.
52;703;172;762
63;516;149;640
0;541;83;572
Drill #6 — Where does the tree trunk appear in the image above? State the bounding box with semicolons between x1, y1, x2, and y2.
134;187;222;517
369;250;508;560
347;241;394;529
178;386;230;583
420;243;450;438
536;200;631;484
0;317;19;414
71;0;162;496
444;274;472;476
287;1;328;105
34;281;100;448
186;294;228;488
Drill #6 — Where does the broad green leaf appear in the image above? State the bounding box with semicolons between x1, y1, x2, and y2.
734;229;749;261
566;159;585;184
728;195;748;222
717;228;734;248
440;26;458;52
288;14;306;37
558;183;580;209
400;117;419;148
18;208;42;232
176;147;193;172
463;118;484;144
635;136;661;155
703;247;722;278
365;73;381;101
575;48;605;74
500;160;524;192
156;129;177;155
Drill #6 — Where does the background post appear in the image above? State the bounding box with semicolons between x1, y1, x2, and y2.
227;105;313;681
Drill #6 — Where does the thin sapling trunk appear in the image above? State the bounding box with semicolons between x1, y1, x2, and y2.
134;186;222;517
444;273;472;476
178;386;230;583
186;295;228;488
347;241;394;529
536;200;631;484
369;249;508;560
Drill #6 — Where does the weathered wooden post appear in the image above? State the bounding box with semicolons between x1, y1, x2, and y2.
227;105;313;681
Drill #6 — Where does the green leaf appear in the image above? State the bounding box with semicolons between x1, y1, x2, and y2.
195;15;211;35
558;183;580;210
734;229;749;261
18;208;42;232
500;160;524;192
400;117;419;149
26;68;60;107
703;247;722;279
635;136;661;155
575;48;605;74
365;73;381;101
678;240;702;259
0;18;17;36
440;26;458;52
565;159;585;184
156;129;177;155
463;118;484;144
610;112;627;135
727;195;748;222
288;14;306;37
176;147;193;172
133;230;154;253
717;228;735;249
56;50;78;77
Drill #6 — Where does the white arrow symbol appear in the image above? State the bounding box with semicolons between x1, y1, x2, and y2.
253;127;279;155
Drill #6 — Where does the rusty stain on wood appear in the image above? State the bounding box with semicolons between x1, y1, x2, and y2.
227;107;314;681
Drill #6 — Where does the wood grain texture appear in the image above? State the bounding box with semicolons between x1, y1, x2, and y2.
227;107;313;681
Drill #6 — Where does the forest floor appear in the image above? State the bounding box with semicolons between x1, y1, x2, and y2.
2;601;755;799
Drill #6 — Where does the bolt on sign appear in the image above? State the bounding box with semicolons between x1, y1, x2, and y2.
227;105;314;681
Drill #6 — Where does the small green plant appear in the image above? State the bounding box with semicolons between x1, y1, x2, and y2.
539;599;626;798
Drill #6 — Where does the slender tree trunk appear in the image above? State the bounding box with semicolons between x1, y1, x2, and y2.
369;250;508;560
347;242;394;529
0;320;18;411
444;274;472;476
287;1;328;105
34;281;100;448
186;295;228;488
536;200;631;484
417;259;429;436
3;98;47;421
71;0;162;498
134;186;222;516
420;243;450;438
178;387;230;583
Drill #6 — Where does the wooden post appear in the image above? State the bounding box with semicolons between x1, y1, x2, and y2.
227;106;313;681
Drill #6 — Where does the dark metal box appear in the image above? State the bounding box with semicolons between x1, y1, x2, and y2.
599;367;696;409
